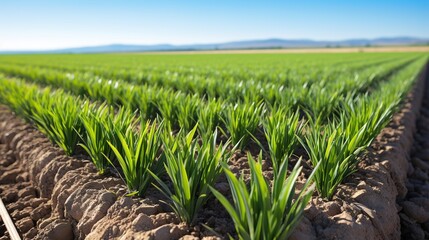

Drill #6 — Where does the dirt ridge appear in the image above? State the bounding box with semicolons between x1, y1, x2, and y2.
398;64;429;239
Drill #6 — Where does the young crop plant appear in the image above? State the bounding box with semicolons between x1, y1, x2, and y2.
0;78;39;121
260;83;286;108
137;85;161;120
0;78;83;156
116;84;140;110
78;103;112;174
223;101;265;149
340;96;397;148
177;94;201;132
78;103;137;174
298;85;342;123
29;90;84;156
210;153;315;240
263;108;303;174
197;98;224;138
298;58;426;200
301;119;370;200
93;78;122;106
156;90;181;130
151;126;232;225
106;119;164;196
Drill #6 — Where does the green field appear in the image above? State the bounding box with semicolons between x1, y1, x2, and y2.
0;52;427;238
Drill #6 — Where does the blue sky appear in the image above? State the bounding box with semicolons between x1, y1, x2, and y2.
0;0;428;50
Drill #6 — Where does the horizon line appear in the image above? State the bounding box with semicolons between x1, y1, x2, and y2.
1;35;428;53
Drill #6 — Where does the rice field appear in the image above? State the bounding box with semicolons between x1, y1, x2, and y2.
0;52;428;239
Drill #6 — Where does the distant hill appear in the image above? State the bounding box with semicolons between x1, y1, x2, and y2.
1;37;428;54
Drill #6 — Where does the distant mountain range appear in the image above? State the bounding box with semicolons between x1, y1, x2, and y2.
2;37;428;54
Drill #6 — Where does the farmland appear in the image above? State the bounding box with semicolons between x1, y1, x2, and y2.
0;52;428;239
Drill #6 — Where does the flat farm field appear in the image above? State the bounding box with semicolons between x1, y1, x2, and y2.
0;52;428;239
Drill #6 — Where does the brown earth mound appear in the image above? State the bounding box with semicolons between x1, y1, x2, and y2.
398;72;429;239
